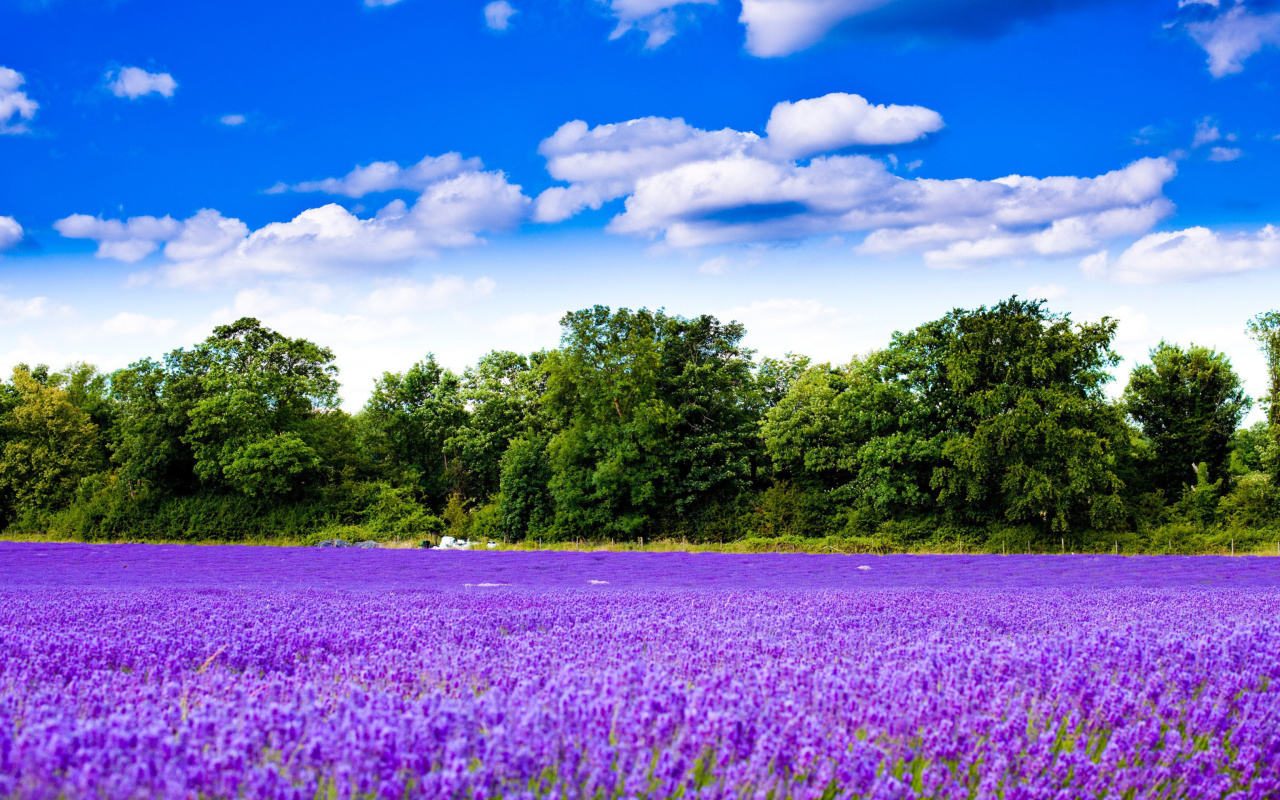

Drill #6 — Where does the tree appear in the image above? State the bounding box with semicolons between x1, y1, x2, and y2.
449;350;546;501
0;368;100;514
541;306;759;538
1247;311;1280;425
178;318;340;498
764;298;1128;531
1124;342;1250;495
932;300;1126;531
361;354;466;506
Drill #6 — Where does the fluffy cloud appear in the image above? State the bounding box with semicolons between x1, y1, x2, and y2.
764;93;944;158
1081;225;1280;283
485;1;518;30
101;312;178;337
56;158;530;285
107;67;178;99
537;96;1174;262
1183;3;1280;77
268;153;483;198
220;114;246;126
739;0;889;57
0;66;38;134
534;92;943;223
53;213;183;262
1208;145;1242;161
0;215;22;250
737;0;1102;57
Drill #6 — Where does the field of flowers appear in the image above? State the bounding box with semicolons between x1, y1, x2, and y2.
1;544;1278;799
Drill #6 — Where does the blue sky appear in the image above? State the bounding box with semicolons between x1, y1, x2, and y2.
3;0;1280;410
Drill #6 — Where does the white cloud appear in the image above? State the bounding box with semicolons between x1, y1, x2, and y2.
536;96;1174;263
107;66;178;99
534;92;943;223
56;160;530;286
1081;224;1280;283
763;93;944;159
485;0;518;30
1208;146;1242;161
220;114;246;126
53;213;183;262
1185;4;1280;77
365;0;406;5
738;0;890;57
101;312;178;337
0;215;22;250
602;0;717;49
0;294;49;325
1192;116;1221;147
0;66;38;134
270;153;483;198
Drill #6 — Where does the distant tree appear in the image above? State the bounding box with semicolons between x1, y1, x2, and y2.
178;318;340;498
764;298;1127;531
1124;342;1250;495
0;368;100;513
496;432;554;539
362;354;466;506
1247;311;1280;425
541;306;759;538
449;350;547;501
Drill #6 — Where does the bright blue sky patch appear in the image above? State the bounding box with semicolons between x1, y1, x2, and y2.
2;0;1280;409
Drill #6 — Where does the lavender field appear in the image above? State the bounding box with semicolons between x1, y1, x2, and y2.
2;545;1279;799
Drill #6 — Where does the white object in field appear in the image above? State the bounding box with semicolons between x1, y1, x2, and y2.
431;536;473;551
487;542;498;549
588;580;608;584
856;565;871;571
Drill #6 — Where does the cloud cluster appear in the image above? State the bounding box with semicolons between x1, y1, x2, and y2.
1082;224;1280;283
55;158;529;285
0;66;38;134
107;67;178;99
1181;2;1280;77
535;92;944;223
537;93;1175;264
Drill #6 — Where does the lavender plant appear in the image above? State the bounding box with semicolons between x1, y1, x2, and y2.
1;544;1278;799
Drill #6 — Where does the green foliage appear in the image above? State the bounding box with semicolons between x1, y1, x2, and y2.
1124;341;1249;496
541;306;759;538
497;433;554;539
4;300;1280;551
0;368;100;513
364;483;444;541
362;354;466;504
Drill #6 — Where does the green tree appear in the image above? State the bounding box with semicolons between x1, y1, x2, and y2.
496;432;554;538
764;298;1127;532
1124;342;1250;496
541;306;759;538
1247;311;1280;425
361;354;466;506
178;318;340;498
0;368;100;514
449;350;546;500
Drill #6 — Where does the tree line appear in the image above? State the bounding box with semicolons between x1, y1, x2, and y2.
3;297;1279;552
